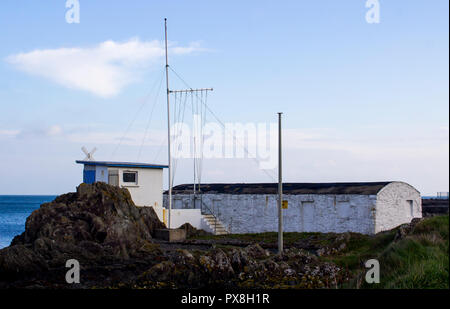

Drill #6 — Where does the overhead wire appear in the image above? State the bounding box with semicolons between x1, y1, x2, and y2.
168;66;278;182
111;68;165;161
137;71;165;161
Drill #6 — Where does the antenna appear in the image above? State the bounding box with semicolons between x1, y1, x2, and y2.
164;19;213;225
165;18;173;229
82;146;97;161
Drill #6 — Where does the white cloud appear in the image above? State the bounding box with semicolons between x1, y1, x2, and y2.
0;125;65;140
47;125;63;136
6;38;205;98
0;130;20;137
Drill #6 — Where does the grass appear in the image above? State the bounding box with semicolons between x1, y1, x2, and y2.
327;215;449;289
191;215;449;289
365;215;449;289
192;231;325;245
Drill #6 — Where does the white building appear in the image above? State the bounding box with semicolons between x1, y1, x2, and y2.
76;160;168;223
164;181;422;235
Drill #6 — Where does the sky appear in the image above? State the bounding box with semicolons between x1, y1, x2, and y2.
0;0;448;196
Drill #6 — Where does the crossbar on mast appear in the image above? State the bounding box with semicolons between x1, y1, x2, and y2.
169;88;213;94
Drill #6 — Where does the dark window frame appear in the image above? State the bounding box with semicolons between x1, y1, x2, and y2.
123;171;138;184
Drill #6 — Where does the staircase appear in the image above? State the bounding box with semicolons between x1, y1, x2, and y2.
202;214;229;235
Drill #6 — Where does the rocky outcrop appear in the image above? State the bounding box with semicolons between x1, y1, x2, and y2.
394;218;423;241
135;244;344;289
178;223;211;238
0;182;165;284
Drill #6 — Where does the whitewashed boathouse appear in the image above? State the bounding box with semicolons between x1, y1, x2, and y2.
164;182;422;235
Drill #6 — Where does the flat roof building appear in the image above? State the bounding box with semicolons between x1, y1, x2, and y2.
76;160;168;223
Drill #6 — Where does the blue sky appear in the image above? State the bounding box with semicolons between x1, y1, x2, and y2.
0;0;448;195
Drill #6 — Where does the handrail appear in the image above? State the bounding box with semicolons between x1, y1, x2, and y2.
197;196;219;234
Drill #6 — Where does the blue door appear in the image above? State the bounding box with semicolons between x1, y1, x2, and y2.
83;169;96;184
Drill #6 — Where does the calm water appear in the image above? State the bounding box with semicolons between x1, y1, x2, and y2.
0;195;56;249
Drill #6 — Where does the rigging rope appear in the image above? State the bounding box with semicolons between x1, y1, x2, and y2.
168;66;277;182
111;68;165;160
137;71;165;162
171;89;189;188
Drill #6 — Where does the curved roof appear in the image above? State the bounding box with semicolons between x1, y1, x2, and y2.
170;182;394;195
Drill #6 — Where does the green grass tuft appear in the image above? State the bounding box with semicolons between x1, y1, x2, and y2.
191;215;449;289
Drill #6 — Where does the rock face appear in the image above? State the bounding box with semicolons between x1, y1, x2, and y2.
394;217;423;241
178;223;211;238
0;182;165;283
135;244;343;289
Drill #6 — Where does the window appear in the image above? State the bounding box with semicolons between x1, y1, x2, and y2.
123;171;138;184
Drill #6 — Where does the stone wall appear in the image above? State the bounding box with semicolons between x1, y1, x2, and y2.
164;193;378;234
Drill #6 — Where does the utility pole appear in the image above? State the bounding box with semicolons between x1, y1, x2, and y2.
164;18;172;229
278;112;283;254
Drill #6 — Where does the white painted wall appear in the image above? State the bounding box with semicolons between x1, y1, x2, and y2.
164;193;378;234
375;182;422;233
102;167;165;222
169;209;203;230
163;182;422;235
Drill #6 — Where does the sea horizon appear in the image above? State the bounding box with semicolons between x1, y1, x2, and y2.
0;195;57;249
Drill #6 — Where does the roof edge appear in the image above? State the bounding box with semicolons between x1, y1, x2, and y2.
168;182;395;195
76;160;168;169
377;181;421;196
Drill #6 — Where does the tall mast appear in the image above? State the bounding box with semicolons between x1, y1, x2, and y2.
164;18;172;229
164;19;213;214
278;112;283;254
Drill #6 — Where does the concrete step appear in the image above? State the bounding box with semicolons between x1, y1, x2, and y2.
201;214;229;235
215;230;228;236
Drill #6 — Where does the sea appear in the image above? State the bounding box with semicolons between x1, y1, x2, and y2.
0;195;56;249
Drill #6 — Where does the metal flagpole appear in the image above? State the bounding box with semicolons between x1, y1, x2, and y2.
278;112;283;254
164;18;172;229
